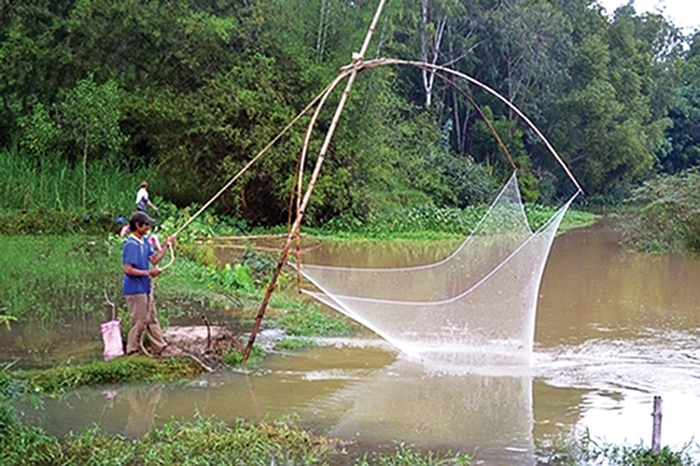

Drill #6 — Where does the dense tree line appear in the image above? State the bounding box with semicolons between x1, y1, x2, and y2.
1;0;699;226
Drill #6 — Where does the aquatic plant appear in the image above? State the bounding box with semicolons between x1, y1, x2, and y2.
354;443;471;465
309;203;595;241
271;300;351;338
275;337;317;351
222;345;266;368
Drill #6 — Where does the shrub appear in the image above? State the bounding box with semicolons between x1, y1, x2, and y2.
621;170;700;254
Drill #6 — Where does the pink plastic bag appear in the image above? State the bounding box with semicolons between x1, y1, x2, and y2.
101;318;124;360
149;234;162;251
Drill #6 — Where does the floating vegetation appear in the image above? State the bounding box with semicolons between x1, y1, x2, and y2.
307;203;596;241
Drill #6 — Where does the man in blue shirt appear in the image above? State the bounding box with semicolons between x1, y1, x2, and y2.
123;211;174;355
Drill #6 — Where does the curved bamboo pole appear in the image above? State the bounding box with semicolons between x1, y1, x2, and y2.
241;56;583;365
433;71;517;171
363;58;584;194
241;0;389;365
293;69;354;291
172;79;341;239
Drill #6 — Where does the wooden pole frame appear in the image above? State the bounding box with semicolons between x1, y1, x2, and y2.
241;0;390;365
240;7;585;366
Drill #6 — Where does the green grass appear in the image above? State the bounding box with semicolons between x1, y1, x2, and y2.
542;430;698;466
0;234;272;324
5;357;204;395
222;345;266;367
0;234;222;324
275;336;317;351
0;144;149;218
270;299;352;337
0;402;473;465
0;235;122;323
307;203;597;241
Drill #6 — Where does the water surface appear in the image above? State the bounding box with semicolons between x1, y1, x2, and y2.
7;222;700;464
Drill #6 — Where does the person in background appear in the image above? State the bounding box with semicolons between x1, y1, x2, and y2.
122;211;177;356
136;181;158;214
121;182;162;249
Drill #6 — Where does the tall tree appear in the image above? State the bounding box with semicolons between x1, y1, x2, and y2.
59;74;126;209
660;32;700;172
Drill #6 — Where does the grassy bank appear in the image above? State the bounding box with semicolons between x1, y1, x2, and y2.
0;402;472;465
304;203;597;241
1;388;693;465
2;357;204;395
0;233;341;328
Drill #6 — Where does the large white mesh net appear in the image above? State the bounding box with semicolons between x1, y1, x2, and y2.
293;173;577;367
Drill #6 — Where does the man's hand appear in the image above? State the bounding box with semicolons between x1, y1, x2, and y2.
149;267;162;277
165;235;176;248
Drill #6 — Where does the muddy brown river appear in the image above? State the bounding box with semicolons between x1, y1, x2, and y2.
5;222;700;464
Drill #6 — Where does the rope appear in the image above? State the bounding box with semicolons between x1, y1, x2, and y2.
158;243;176;272
104;290;117;321
171;78;344;240
361;58;584;194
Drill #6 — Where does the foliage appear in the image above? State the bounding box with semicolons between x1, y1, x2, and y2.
222;345;266;368
0;144;148;222
620;170;700;253
661;44;700;173
11;357;203;395
0;403;62;466
0;314;17;330
275;337;317;351
4;0;693;227
354;442;471;465
204;263;256;294
545;430;697;466
58;74;127;208
663;86;700;172
271;300;351;338
0;407;474;465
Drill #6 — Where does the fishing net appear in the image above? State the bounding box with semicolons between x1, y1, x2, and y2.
293;173;578;367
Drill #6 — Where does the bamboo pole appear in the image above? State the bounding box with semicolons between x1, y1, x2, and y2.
171;79;339;239
433;71;517;171
356;58;584;194
241;50;587;365
292;69;353;291
241;72;360;365
651;395;662;454
242;0;389;365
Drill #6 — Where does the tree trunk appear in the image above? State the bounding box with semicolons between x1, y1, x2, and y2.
420;0;446;108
